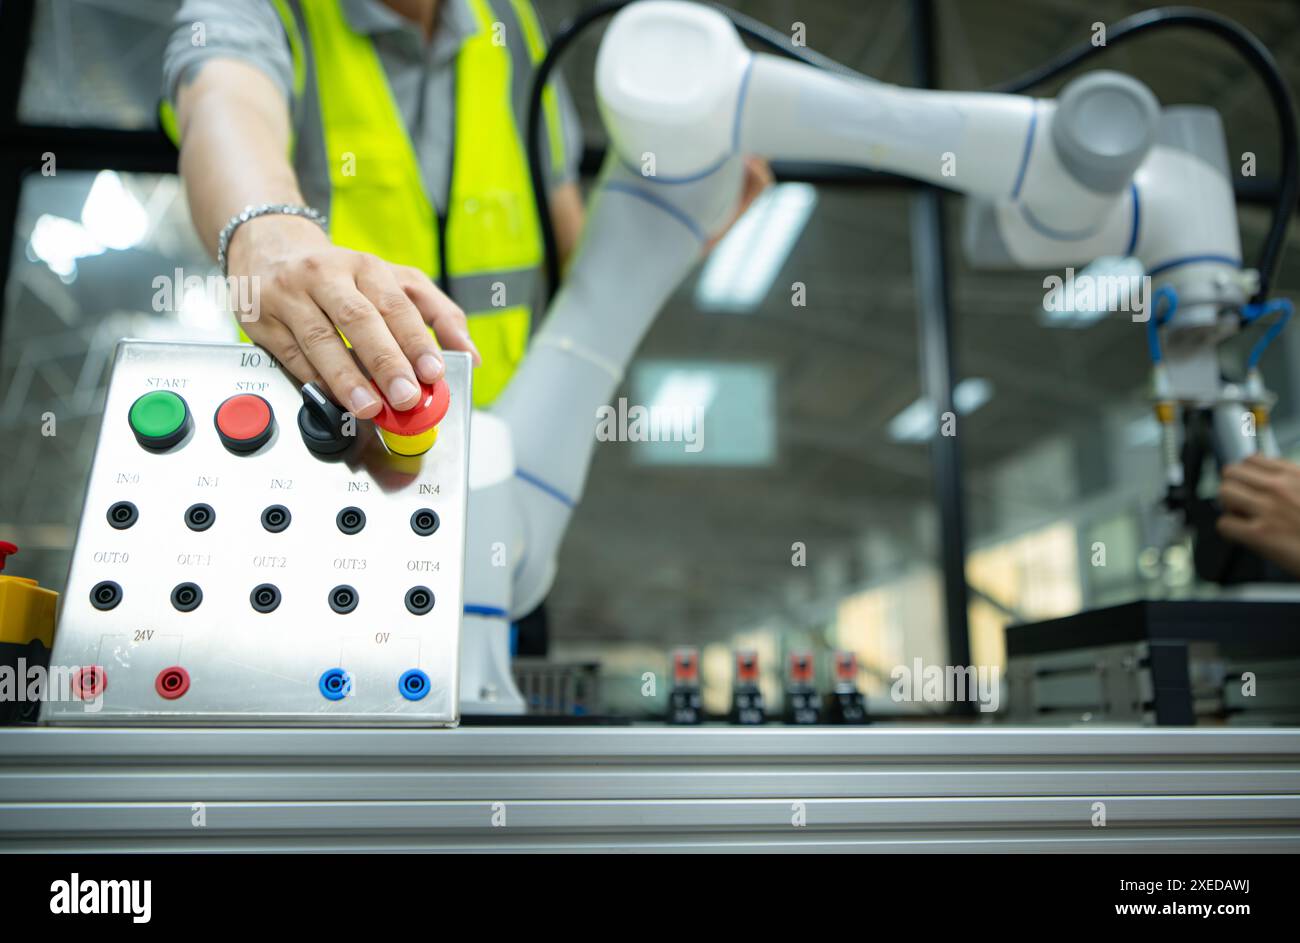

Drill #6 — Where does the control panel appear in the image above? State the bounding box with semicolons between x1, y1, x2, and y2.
43;340;471;726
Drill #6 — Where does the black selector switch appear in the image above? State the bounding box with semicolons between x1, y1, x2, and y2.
297;382;351;455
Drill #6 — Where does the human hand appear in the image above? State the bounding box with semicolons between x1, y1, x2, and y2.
227;214;481;420
705;156;774;252
1217;454;1300;577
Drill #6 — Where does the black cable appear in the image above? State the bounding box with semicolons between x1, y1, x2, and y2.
525;1;868;304
991;6;1296;304
528;3;1297;305
705;4;867;79
525;0;629;305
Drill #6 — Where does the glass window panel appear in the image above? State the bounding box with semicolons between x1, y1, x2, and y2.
548;188;948;717
1;170;231;593
19;0;182;130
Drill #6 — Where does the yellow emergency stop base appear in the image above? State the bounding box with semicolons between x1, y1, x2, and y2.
378;425;440;457
0;575;58;648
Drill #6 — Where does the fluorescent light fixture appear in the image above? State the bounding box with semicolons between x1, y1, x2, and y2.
28;172;149;280
1040;255;1145;328
648;369;719;420
179;282;224;331
81;170;148;251
695;182;817;312
28;214;105;279
630;360;775;466
887;378;994;443
887;397;937;443
1125;414;1161;447
953;376;993;414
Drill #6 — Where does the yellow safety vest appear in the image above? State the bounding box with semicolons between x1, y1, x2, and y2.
163;0;565;407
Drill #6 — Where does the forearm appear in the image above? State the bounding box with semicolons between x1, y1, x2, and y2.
175;59;323;261
169;56;463;415
550;182;585;271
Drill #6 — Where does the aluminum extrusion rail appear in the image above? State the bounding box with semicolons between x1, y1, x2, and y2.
1;726;1297;852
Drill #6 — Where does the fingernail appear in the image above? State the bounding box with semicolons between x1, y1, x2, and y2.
388;376;419;408
349;386;380;417
416;352;444;383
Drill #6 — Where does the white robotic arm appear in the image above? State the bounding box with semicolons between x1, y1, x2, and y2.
597;1;1241;271
458;0;1281;712
591;1;1261;465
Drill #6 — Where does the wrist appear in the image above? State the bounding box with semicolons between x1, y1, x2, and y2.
226;212;331;276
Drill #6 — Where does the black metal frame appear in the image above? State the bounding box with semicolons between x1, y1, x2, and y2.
0;0;37;332
0;0;1297;683
909;0;973;694
0;2;178;326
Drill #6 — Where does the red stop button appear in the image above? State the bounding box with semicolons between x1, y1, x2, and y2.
215;394;274;453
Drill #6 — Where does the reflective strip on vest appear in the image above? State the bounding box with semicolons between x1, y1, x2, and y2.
449;269;539;316
441;0;545;404
449;269;537;403
508;0;565;174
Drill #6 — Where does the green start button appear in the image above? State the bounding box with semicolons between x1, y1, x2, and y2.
129;390;191;450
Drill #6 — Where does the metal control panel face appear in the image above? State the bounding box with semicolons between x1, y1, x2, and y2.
44;340;471;726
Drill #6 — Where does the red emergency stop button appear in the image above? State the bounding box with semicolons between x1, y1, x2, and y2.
215;394;275;453
372;378;450;456
0;540;16;572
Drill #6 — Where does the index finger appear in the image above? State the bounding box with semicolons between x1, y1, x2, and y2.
395;266;482;366
310;278;421;411
1222;460;1279;492
1219;479;1266;518
355;263;445;385
1216;511;1256;544
1244;454;1292;474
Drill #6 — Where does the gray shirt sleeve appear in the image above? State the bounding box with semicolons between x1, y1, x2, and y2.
162;0;295;106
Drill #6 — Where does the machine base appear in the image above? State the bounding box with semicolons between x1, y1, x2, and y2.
1006;599;1300;725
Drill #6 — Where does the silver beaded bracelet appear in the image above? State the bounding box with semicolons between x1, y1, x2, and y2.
216;203;328;277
